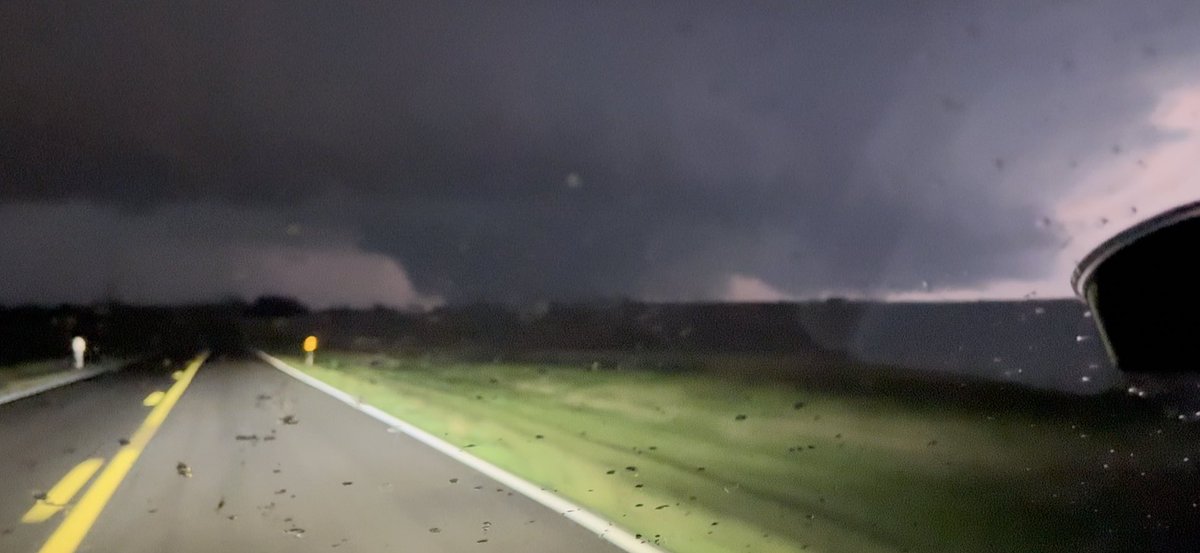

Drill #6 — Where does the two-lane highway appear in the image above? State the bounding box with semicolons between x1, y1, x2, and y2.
1;354;625;553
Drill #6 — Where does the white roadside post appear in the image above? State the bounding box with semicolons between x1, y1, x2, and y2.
71;336;86;369
303;335;318;367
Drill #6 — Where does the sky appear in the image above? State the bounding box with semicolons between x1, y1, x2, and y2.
1;0;1198;308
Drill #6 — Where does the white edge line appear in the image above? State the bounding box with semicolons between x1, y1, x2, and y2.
255;350;667;553
0;361;125;406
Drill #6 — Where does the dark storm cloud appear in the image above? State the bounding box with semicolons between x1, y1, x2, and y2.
3;1;1199;304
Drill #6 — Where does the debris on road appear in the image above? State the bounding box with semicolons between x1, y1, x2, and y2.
176;462;192;477
235;434;259;441
118;438;130;445
281;415;299;425
216;497;225;511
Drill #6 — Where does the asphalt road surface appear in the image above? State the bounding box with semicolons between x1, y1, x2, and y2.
0;355;625;553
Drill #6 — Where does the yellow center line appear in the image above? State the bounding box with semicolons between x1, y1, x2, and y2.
36;352;209;553
142;391;165;407
21;458;105;524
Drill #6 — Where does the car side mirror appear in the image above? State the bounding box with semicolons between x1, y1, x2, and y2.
1073;201;1200;372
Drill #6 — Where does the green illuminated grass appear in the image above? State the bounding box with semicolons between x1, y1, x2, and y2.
281;352;1188;553
0;359;70;396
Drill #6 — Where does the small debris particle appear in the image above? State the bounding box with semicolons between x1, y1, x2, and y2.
477;539;489;543
429;527;441;533
634;484;644;488
118;438;130;446
281;415;299;425
449;478;459;484
285;527;305;538
216;498;225;511
272;469;281;474
625;466;637;472
655;504;669;510
793;402;805;409
256;394;272;400
274;489;287;494
534;434;544;440
342;481;353;486
606;470;616;475
263;435;276;441
734;414;747;421
226;515;236;520
235;435;258;441
176;462;192;477
33;491;47;501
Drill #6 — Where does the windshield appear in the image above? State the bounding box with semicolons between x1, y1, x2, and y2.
2;2;1200;553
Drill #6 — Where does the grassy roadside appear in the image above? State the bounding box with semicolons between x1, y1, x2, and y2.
0;359;72;396
281;351;1195;553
